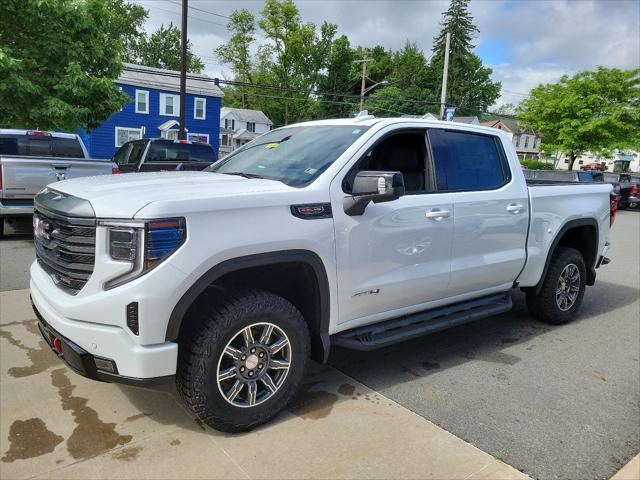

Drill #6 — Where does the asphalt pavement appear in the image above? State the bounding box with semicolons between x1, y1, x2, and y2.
1;211;638;480
331;210;640;480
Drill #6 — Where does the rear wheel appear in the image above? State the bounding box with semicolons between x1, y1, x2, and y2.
526;247;586;325
176;289;310;433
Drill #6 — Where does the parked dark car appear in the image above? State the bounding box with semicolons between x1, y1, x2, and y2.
113;138;217;173
603;173;639;209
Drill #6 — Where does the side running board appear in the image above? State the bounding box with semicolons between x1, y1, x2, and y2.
332;292;512;351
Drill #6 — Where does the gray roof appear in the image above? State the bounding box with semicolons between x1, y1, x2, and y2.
221;107;273;125
118;63;223;98
452;116;479;124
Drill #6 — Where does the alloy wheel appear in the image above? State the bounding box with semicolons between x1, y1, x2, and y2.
216;322;292;408
556;263;581;311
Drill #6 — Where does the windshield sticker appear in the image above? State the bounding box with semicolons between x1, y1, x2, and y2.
304;168;318;175
352;129;361;135
265;143;280;149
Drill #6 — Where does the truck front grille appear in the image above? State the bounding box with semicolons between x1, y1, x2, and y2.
34;209;96;295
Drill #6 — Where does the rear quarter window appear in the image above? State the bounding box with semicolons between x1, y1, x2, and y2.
429;129;509;191
51;137;84;158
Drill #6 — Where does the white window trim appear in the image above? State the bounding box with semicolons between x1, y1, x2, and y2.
115;127;143;147
188;133;209;143
159;93;180;117
194;97;206;120
135;89;149;114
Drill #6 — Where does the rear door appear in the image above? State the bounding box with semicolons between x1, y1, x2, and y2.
139;141;216;172
428;128;528;296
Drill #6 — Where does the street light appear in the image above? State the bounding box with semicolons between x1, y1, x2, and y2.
360;80;388;111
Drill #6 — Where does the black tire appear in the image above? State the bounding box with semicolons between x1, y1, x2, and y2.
526;246;586;325
176;289;310;433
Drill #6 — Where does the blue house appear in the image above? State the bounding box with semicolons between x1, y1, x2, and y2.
79;63;224;159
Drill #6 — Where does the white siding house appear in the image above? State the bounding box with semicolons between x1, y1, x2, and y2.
219;108;273;155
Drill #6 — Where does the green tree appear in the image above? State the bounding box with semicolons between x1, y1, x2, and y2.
217;0;337;125
517;67;640;170
429;0;501;115
0;0;135;131
215;9;256;107
317;35;356;117
129;23;205;74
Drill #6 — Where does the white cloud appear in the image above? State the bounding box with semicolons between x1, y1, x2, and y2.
133;0;640;108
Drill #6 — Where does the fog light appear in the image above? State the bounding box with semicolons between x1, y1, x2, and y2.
126;302;139;335
94;357;117;373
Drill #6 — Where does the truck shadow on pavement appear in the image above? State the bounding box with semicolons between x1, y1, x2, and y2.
115;280;638;436
328;281;639;391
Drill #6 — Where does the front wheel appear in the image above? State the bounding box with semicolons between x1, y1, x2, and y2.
526;246;586;325
176;289;310;433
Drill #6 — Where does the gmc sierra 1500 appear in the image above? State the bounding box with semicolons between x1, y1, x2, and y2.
30;115;614;432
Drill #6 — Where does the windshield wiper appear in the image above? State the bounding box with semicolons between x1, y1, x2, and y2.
223;172;266;179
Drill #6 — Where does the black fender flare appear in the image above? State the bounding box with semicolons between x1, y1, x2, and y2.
165;250;331;353
533;218;599;295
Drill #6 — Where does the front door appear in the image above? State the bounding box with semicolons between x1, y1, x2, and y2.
331;129;454;328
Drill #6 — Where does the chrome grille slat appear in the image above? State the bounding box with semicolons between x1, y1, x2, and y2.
34;209;96;294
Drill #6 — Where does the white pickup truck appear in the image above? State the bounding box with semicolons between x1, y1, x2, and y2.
30;115;615;432
0;129;114;236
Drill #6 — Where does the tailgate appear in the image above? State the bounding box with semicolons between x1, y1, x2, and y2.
1;156;112;199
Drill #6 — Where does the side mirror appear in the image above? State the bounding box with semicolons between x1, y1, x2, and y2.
344;171;405;216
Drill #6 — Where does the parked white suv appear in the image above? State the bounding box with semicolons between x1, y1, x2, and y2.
30;115;614;432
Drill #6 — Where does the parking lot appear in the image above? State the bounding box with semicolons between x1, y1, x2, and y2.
0;211;638;479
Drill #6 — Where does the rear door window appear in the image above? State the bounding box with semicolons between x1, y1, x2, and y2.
428;129;509;191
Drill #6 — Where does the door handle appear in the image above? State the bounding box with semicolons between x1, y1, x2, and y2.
425;209;450;221
52;163;70;169
506;203;524;214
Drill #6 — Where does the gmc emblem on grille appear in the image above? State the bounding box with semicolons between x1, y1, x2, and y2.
33;216;50;240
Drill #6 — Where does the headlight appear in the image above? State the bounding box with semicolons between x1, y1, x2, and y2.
103;218;186;289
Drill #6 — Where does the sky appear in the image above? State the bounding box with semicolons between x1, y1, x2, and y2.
132;0;640;108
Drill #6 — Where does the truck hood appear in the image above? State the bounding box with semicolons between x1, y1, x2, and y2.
48;171;294;218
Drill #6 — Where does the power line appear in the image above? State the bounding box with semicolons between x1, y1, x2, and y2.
137;1;227;28
166;0;230;20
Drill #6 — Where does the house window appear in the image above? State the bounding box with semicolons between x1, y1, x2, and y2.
115;127;143;147
162;130;178;141
160;93;180;116
221;134;229;146
135;90;149;114
194;98;206;120
188;133;209;143
515;136;520;147
246;122;255;133
224;118;235;130
524;136;529;148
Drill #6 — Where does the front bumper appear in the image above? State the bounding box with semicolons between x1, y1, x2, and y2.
33;303;173;386
33;301;174;386
30;266;180;380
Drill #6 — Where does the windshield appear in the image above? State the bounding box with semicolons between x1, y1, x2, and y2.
207;125;370;186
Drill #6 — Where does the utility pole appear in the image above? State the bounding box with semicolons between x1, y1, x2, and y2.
178;0;188;140
439;32;451;120
353;51;372;112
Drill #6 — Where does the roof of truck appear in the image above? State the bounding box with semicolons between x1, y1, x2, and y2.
284;115;508;137
0;129;78;139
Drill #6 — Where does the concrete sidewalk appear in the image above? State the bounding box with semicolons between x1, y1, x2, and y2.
0;288;529;480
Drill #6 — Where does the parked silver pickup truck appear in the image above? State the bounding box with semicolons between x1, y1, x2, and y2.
0;129;114;235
